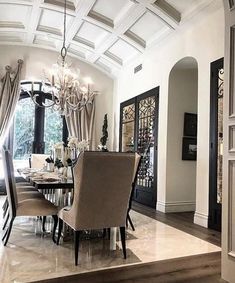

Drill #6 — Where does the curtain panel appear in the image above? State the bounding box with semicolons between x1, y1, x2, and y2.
0;59;23;145
65;99;95;150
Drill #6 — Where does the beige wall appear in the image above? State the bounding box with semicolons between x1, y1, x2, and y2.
0;46;114;150
165;65;198;212
114;0;224;226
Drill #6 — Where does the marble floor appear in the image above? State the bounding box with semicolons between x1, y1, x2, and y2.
0;196;221;283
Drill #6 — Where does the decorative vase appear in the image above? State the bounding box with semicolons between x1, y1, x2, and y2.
67;166;73;180
47;163;54;172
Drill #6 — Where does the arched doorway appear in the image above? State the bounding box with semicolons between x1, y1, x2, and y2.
166;57;198;213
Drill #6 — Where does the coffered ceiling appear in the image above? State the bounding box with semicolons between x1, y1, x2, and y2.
0;0;213;75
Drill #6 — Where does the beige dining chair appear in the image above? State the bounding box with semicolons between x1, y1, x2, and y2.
29;154;50;169
2;151;46;231
57;151;140;265
1;148;58;246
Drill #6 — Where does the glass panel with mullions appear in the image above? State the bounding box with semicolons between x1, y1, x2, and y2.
217;68;224;204
121;103;135;152
137;96;155;188
44;100;63;154
13;97;35;160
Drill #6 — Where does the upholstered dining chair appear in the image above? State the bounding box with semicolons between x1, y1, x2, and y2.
1;148;58;246
1;147;46;230
29;153;50;169
57;151;140;265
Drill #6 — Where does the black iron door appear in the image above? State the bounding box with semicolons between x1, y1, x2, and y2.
208;57;224;231
119;87;159;208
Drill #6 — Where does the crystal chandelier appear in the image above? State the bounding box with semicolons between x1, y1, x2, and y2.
26;0;97;116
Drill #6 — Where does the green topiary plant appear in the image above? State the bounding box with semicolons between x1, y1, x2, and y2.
100;113;108;151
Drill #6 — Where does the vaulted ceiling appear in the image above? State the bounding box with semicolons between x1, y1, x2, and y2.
0;0;213;75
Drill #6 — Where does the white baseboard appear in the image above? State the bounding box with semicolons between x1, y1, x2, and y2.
194;211;208;228
156;200;196;213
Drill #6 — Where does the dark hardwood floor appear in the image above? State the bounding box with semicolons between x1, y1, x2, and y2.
132;202;221;247
35;203;225;283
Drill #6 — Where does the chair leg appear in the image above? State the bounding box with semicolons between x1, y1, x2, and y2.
127;213;135;231
57;218;63;245
3;218;14;246
2;212;9;230
119;226;127;259
74;230;80;266
2;226;9;241
2;197;8;211
42;216;46;232
102;228;106;238
3;201;9;218
52;215;58;244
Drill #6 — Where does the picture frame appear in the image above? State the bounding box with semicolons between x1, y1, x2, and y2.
183;113;197;137
182;137;197;160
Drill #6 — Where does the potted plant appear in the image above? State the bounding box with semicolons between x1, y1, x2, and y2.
99;113;108;151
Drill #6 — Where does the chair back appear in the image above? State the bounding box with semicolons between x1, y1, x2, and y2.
2;147;18;217
70;151;140;230
30;154;50;169
129;154;142;209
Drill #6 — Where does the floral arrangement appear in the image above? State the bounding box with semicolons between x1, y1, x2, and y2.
67;137;79;149
67;136;89;152
53;142;64;149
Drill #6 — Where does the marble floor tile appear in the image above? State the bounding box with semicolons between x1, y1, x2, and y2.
0;196;220;283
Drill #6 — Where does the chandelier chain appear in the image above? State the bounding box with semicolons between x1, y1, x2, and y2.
61;0;67;66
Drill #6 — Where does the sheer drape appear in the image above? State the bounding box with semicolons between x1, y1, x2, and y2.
0;59;23;145
65;99;95;150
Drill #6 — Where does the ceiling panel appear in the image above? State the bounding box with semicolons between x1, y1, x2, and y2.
128;11;169;43
0;4;31;29
106;39;140;65
164;0;199;14
0;31;25;42
95;57;114;72
68;43;93;58
73;21;110;48
37;8;74;35
89;0;132;26
33;34;56;48
43;0;77;11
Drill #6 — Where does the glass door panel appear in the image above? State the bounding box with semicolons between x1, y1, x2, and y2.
122;103;135;152
217;68;224;204
137;96;155;188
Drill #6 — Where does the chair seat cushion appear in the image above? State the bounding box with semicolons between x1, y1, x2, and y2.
17;199;58;216
17;191;45;202
16;185;38;192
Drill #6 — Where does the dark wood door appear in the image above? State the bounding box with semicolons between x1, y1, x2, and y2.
119;87;159;208
208;57;224;231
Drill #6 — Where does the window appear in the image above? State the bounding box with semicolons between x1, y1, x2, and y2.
13;97;35;160
13;81;68;160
